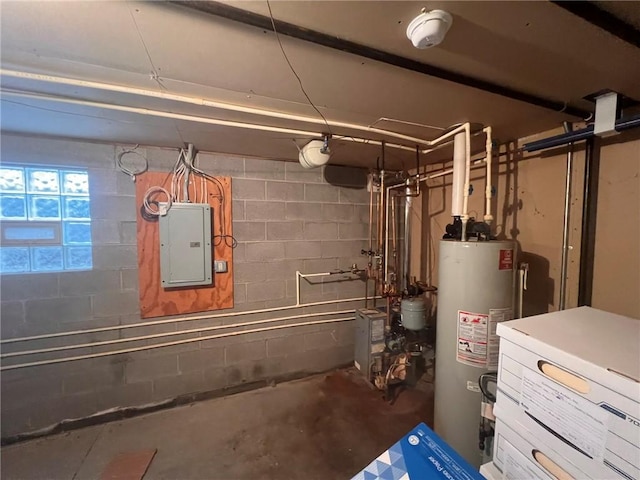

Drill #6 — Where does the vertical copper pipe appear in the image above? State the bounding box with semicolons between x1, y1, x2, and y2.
391;193;398;292
366;174;375;308
386;295;391;329
368;174;374;255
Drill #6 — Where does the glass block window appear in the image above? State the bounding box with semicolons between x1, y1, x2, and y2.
0;166;92;273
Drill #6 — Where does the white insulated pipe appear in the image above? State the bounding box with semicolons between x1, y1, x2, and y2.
1;310;353;359
483;127;493;225
451;132;466;216
460;123;472;241
1;73;479;157
403;183;412;291
1;317;354;371
3;89;422;155
0;296;374;345
1;69;433;146
296;271;356;306
3;90;325;139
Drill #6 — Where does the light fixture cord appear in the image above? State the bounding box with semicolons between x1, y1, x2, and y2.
265;0;333;136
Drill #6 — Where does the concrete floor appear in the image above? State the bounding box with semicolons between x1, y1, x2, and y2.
1;369;433;479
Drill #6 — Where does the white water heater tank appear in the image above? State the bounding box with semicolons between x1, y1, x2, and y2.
434;239;516;467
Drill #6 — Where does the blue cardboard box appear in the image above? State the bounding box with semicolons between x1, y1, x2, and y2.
352;423;483;480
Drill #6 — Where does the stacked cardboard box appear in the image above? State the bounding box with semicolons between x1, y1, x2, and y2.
492;307;640;480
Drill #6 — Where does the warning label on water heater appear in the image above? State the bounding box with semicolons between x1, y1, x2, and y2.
499;249;513;270
457;311;489;367
457;308;512;368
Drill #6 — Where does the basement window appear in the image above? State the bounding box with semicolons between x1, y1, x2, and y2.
0;166;92;273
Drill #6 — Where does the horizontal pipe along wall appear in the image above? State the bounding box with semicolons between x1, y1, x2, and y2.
0;134;374;438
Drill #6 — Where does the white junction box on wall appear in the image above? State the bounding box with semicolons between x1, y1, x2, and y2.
494;307;640;480
159;202;213;288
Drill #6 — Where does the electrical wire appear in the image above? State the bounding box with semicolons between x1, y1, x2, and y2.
116;145;149;180
129;8;165;91
143;186;172;217
479;372;497;403
265;0;332;136
139;143;237;248
181;147;237;248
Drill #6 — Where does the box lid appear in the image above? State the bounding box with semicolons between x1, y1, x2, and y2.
497;307;640;383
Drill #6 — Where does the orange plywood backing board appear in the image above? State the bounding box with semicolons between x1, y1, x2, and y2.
135;171;233;318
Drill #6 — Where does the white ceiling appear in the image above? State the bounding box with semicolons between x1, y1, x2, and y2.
1;1;639;169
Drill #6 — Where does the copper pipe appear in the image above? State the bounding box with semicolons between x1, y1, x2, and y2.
378;171;386;296
391;193;398;292
366;174;375;308
386;295;391;330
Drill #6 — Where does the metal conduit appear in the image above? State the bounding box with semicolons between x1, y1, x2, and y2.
523;113;640;152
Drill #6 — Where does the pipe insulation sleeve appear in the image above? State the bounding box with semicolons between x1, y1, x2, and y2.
451;132;466;216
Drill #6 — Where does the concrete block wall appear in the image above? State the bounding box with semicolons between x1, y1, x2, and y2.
0;134;372;438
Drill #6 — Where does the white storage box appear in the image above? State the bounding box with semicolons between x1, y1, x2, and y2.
479;461;502;480
496;307;640;480
494;406;593;479
493;419;588;480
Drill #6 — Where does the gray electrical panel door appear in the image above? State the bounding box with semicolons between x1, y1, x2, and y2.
159;202;212;288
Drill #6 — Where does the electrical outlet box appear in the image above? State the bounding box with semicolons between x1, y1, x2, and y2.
214;260;228;273
159;202;212;288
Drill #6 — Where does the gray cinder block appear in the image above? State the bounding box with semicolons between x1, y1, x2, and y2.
245;158;285;180
59;270;121;296
305;184;339;203
285;241;322;259
266;181;304;201
233;222;266;242
93;292;140;317
232;179;266;200
26;296;91;324
267;221;303;241
246;281;286;302
244;201;285;221
125;355;178;383
245;242;285;262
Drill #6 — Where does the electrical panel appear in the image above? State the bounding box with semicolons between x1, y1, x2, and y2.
159;202;212;288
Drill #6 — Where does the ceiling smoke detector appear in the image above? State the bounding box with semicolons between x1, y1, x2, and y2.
406;9;453;49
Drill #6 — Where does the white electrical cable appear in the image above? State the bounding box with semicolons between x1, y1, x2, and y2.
116;145;148;180
0;317;354;371
142;185;172;216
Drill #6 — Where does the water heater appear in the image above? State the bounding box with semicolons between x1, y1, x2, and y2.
434;239;515;467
